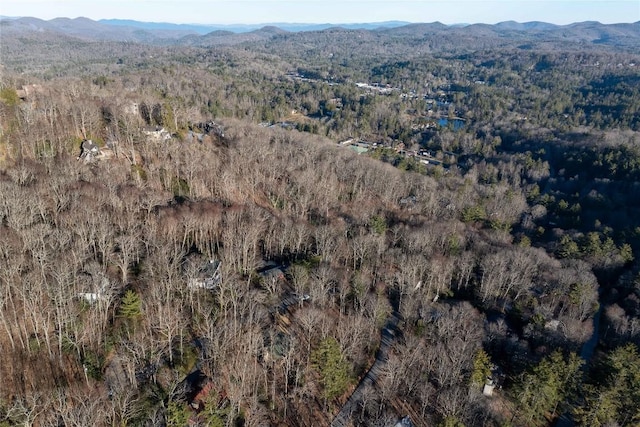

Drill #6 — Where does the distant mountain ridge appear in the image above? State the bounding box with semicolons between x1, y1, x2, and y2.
98;18;411;34
1;16;638;50
0;16;411;38
0;16;196;42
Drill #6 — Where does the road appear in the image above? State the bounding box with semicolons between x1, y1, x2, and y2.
330;311;401;427
554;303;603;427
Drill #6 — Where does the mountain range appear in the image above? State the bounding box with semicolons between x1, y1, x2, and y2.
0;16;411;41
1;16;639;49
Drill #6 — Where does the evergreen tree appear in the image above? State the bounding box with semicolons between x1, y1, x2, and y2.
513;351;582;427
311;337;354;401
119;289;142;319
575;344;640;426
471;349;492;387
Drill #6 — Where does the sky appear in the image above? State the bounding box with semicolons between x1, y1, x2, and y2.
1;0;639;26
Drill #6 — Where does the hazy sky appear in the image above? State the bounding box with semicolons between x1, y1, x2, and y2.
1;0;639;25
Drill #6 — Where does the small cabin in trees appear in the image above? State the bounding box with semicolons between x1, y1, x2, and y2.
188;259;222;290
257;262;287;296
483;377;496;396
78;139;115;163
194;120;225;139
142;126;171;142
78;139;100;162
483;365;504;397
78;292;106;303
258;266;285;281
77;274;110;303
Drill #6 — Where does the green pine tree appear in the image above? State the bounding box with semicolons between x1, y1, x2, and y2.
311;337;354;401
119;289;142;319
575;344;640;426
471;349;492;387
513;351;582;427
165;401;190;427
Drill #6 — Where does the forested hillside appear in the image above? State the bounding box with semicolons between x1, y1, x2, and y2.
0;19;639;427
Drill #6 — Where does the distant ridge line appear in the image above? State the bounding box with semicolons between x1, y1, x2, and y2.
1;16;638;48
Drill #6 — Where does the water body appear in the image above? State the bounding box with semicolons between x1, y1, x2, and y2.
438;117;465;130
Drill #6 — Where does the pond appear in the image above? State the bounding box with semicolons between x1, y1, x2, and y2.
438;117;465;130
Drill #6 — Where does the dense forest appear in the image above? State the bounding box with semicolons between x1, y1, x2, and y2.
0;17;639;427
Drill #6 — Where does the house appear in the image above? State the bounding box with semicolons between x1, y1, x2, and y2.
188;259;222;290
77;292;106;303
483;378;496;396
258;265;285;283
77;274;110;304
142;126;171;142
78;139;115;163
78;139;101;163
194;121;225;139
